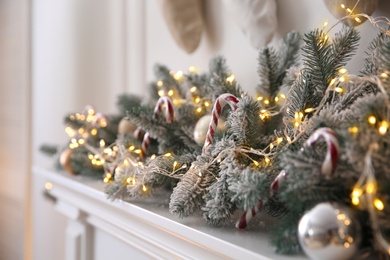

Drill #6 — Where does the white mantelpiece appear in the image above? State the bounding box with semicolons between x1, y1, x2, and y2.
33;167;306;260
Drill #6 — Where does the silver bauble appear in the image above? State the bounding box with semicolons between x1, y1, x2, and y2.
298;202;361;260
193;115;227;145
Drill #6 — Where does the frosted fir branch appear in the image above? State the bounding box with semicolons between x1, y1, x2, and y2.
331;26;360;71
257;47;279;97
301;29;334;89
169;154;219;217
116;94;143;116
202;169;237;226
225;96;262;146
362;33;390;76
208;56;243;99
257;31;301;99
277;31;302;79
228;166;268;211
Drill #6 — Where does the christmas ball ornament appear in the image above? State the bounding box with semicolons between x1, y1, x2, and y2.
298;202;362;260
60;149;75;175
323;0;379;27
193;115;226;145
118;118;136;135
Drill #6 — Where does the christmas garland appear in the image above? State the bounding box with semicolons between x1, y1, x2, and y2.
42;15;390;260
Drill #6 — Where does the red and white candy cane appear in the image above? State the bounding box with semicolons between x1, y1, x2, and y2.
153;96;175;123
141;132;150;158
235;200;264;229
270;169;288;195
236;170;287;229
236;128;340;229
202;93;239;153
133;127;144;140
304;127;340;177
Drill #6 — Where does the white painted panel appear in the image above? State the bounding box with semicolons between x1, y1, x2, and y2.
93;228;154;260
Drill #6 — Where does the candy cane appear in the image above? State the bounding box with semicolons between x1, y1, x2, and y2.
202;93;239;153
133;127;144;140
141;132;150;157
304;127;339;176
236;128;340;229
153;96;175;123
270;170;288;195
235;200;264;229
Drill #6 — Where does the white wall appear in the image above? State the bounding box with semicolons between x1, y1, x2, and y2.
32;0;390;259
0;0;31;259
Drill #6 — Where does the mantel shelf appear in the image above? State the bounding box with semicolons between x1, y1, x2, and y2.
33;167;307;260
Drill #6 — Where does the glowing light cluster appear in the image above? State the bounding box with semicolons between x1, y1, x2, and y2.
366;115;389;136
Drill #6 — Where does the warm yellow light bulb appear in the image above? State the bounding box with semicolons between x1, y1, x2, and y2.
379;121;388;135
257;96;264;101
226;74;235;84
188;66;197;74
190;86;197;93
352;188;362;198
91;128;98;136
253;160;260;167
341;4;345;8
277;137;283;144
157;80;163;87
351;196;360;206
374;198;384;211
174;71;183;81
142;185;147;192
329;78;336;86
164;152;172;157
304;108;315;113
355;17;361;23
368;116;377;125
196;107;202;113
100;139;106;147
123;159;130;166
339;68;348;74
348;126;359;134
366;182;376;194
194;97;201;103
150;154;156;160
167;89;174;96
45;182;53;190
380;72;389;79
264;157;271;165
264;99;270;105
323;20;328;28
173;161;178;169
158;90;165;97
335;87;344;93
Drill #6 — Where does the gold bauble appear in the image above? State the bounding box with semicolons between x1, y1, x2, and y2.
118;117;136;135
60;149;75;175
193;115;227;145
323;0;379;26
